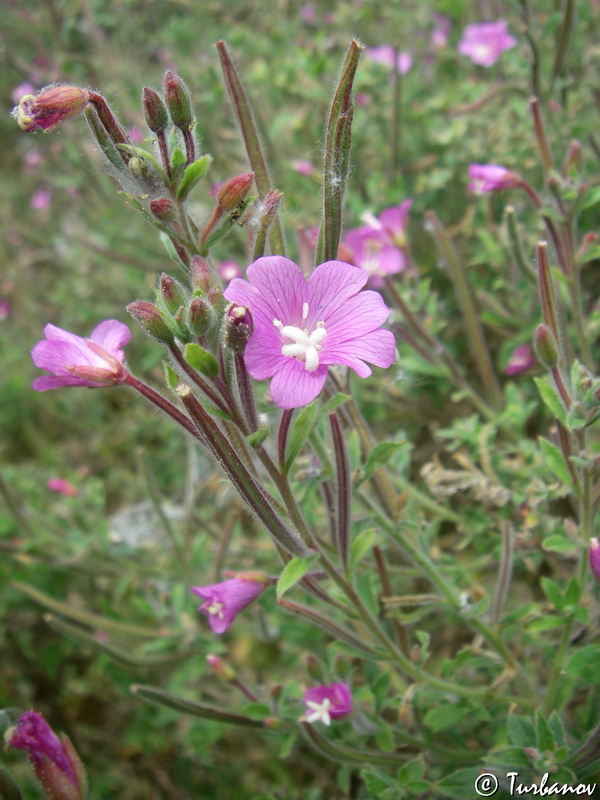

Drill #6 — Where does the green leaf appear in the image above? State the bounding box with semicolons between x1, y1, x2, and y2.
159;231;188;270
284;400;320;473
541;577;565;611
434;768;480;799
0;767;23;800
577;185;600;211
535;709;555;753
538;436;576;491
177;154;213;200
423;703;470;732
375;724;396;753
565;644;600;683
564;576;581;606
542;535;576;553
507;714;536;747
362;768;397;795
320;392;351;416
276;554;318;599
548;711;566;748
349;528;378;574
171;145;186;171
534;377;567;426
131;684;264;727
526;616;566;633
242;702;270;721
117;143;166;178
184;343;219;379
247;425;269;448
164;362;179;391
362;441;406;481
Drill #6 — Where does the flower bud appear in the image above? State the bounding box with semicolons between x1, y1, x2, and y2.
5;710;87;800
142;87;168;134
206;653;236;681
217;172;255;213
223;303;253;352
127;300;174;343
186;296;214;336
533;324;558;369
13;84;90;132
150;197;178;222
163;71;193;131
589;538;600;580
159;274;188;314
258;189;283;228
190;255;215;293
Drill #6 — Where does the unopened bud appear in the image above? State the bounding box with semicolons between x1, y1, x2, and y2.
127;301;174;343
163;71;193;131
534;324;558;369
206;653;236;681
142;87;168;134
190;255;215;293
589;538;600;580
159;274;188;314
259;189;283;227
186;296;214;336
13;84;90;132
223;303;253;352
562;139;582;175
217;172;254;212
150;197;177;222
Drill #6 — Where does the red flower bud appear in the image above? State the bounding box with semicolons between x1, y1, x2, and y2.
142;87;168;134
163;71;193;131
217;172;255;212
13;84;90;132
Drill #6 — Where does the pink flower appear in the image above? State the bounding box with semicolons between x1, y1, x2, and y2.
300;2;316;22
6;710;87;800
590;539;600;581
223;256;396;409
219;260;242;283
292;159;316;176
191;575;269;634
468;164;522;194
48;478;79;497
366;45;412;75
31;319;131;391
11;81;37;105
430;14;451;50
302;683;353;725
30;187;52;211
343;200;412;286
505;344;536;376
12;84;90;132
0;298;10;320
458;20;517;67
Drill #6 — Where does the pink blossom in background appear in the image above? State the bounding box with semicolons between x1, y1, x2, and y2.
30;187;52;211
191;576;269;634
355;92;371;107
458;20;517;67
0;298;10;320
468;164;522;194
48;478;79;497
300;2;316;22
23;149;44;173
505;344;536;376
219;260;242;283
128;126;144;144
223;256;395;409
210;181;224;199
11;82;37;104
302;683;353;725
430;13;451;49
343;200;412;286
366;45;412;75
31;319;131;391
292;159;316;176
590;539;600;581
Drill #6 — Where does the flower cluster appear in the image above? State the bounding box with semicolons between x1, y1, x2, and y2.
343;201;412;287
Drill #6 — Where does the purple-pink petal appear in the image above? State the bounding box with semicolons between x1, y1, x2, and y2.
305;260;368;323
90;319;131;356
246;256;306;325
269;360;328;409
303;682;353;718
323;290;391;343
191;578;266;634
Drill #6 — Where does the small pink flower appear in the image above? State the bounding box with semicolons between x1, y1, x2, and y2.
430;14;451;50
31;319;131;391
458;20;517;67
302;683;353;725
366;45;412;75
12;84;90;132
30;187;52;211
128;126;144;143
191;575;269;634
219;260;242;282
300;2;316;22
6;710;87;800
355;92;371;107
292;160;316;176
47;478;79;497
223;256;396;409
590;539;600;581
505;344;536;376
468;164;522;194
0;298;10;320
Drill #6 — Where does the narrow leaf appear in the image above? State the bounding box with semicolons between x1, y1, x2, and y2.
284;398;320;473
177;154;213;200
131;684;264;727
349;528;378;574
276;554;318;599
534;377;568;426
362;442;406;480
184;343;219;379
538;436;576;490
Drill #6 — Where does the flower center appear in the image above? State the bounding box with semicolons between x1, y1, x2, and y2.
273;303;327;372
206;601;225;619
305;698;332;726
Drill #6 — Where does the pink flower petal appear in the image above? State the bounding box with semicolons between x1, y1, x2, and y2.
246;256;307;325
269;360;328;409
305;260;368;323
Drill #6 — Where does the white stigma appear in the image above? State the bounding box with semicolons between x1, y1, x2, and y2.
273;305;327;372
206;600;224;619
304;698;332;726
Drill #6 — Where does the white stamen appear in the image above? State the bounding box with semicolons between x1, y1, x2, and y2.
304;698;332;726
206;601;224;619
275;318;328;372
